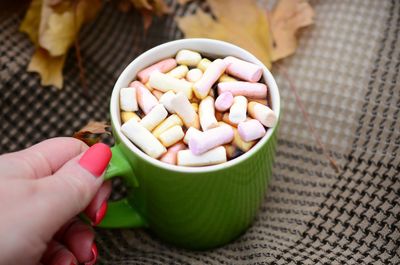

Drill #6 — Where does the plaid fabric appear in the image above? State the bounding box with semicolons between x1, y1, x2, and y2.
1;0;399;264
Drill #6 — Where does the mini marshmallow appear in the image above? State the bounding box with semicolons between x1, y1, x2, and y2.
199;96;218;131
189;125;234;155
176;49;202;66
121;119;166;158
247;98;268;105
152;114;183;138
121;111;141;124
183;127;201;144
218;81;267;99
229;96;248;124
137;58;177;83
218;74;237;83
215;91;234;112
177;146;227;167
160;142;186;165
238;119;266;142
222;113;237;127
132;81;158;114
224;56;262;82
248;102;277;127
139;104;168;131
167;65;189;79
171;92;200;129
230;124;256;152
152;89;164;100
159;91;176;113
191;103;199;112
193;59;227;99
186;68;203;82
120;87;138;111
197;58;211;71
158;125;185;147
149;71;193;99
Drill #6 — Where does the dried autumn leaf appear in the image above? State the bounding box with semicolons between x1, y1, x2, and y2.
39;0;102;57
177;0;191;4
28;47;66;88
20;0;42;45
176;0;272;68
73;121;110;146
270;0;315;61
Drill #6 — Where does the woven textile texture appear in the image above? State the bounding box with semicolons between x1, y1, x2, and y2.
1;0;399;264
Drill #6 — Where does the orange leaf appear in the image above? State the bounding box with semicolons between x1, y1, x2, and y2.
73;121;110;146
270;0;315;61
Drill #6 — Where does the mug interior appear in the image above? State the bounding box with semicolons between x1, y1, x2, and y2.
110;38;280;173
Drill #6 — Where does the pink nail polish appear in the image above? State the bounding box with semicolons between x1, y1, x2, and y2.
93;201;108;226
84;243;98;265
79;143;112;177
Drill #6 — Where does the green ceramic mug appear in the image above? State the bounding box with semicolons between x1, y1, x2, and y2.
99;38;281;250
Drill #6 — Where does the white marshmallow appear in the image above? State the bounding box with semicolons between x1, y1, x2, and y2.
186;68;203;82
176;49;202;66
167;65;189;79
183;127;202;144
171;92;200;129
152;114;183;138
121;111;141;124
158;125;185;147
248;102;277;127
149;71;193;99
229;96;248;124
159;90;176;113
177;146;227;167
120;87;138;111
199;96;218;131
139;104;168;131
121;119;166;158
197;58;211;71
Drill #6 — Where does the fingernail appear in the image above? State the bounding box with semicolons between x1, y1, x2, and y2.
79;143;112;177
93;201;108;226
84;243;98;265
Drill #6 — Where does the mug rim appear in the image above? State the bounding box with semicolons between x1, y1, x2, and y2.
110;38;280;173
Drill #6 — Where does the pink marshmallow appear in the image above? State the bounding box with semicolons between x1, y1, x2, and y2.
194;59;227;99
218;81;267;99
137;58;177;83
215;91;234;112
224;56;263;82
189;125;234;155
238;119;266;142
160;142;186;165
131;81;158;114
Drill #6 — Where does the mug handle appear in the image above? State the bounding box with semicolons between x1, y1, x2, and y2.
97;145;147;228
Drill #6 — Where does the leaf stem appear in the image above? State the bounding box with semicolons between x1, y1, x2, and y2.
276;64;340;173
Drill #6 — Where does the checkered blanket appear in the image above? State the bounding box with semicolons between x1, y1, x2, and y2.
1;0;399;264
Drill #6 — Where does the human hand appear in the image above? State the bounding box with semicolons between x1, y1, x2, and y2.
0;138;112;265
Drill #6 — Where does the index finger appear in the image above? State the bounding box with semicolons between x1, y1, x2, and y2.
0;137;88;180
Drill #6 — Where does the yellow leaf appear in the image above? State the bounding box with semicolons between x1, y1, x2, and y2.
176;0;272;68
28;48;66;89
39;0;101;57
20;0;42;45
270;0;315;61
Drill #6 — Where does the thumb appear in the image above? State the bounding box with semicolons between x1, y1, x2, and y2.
35;143;111;236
